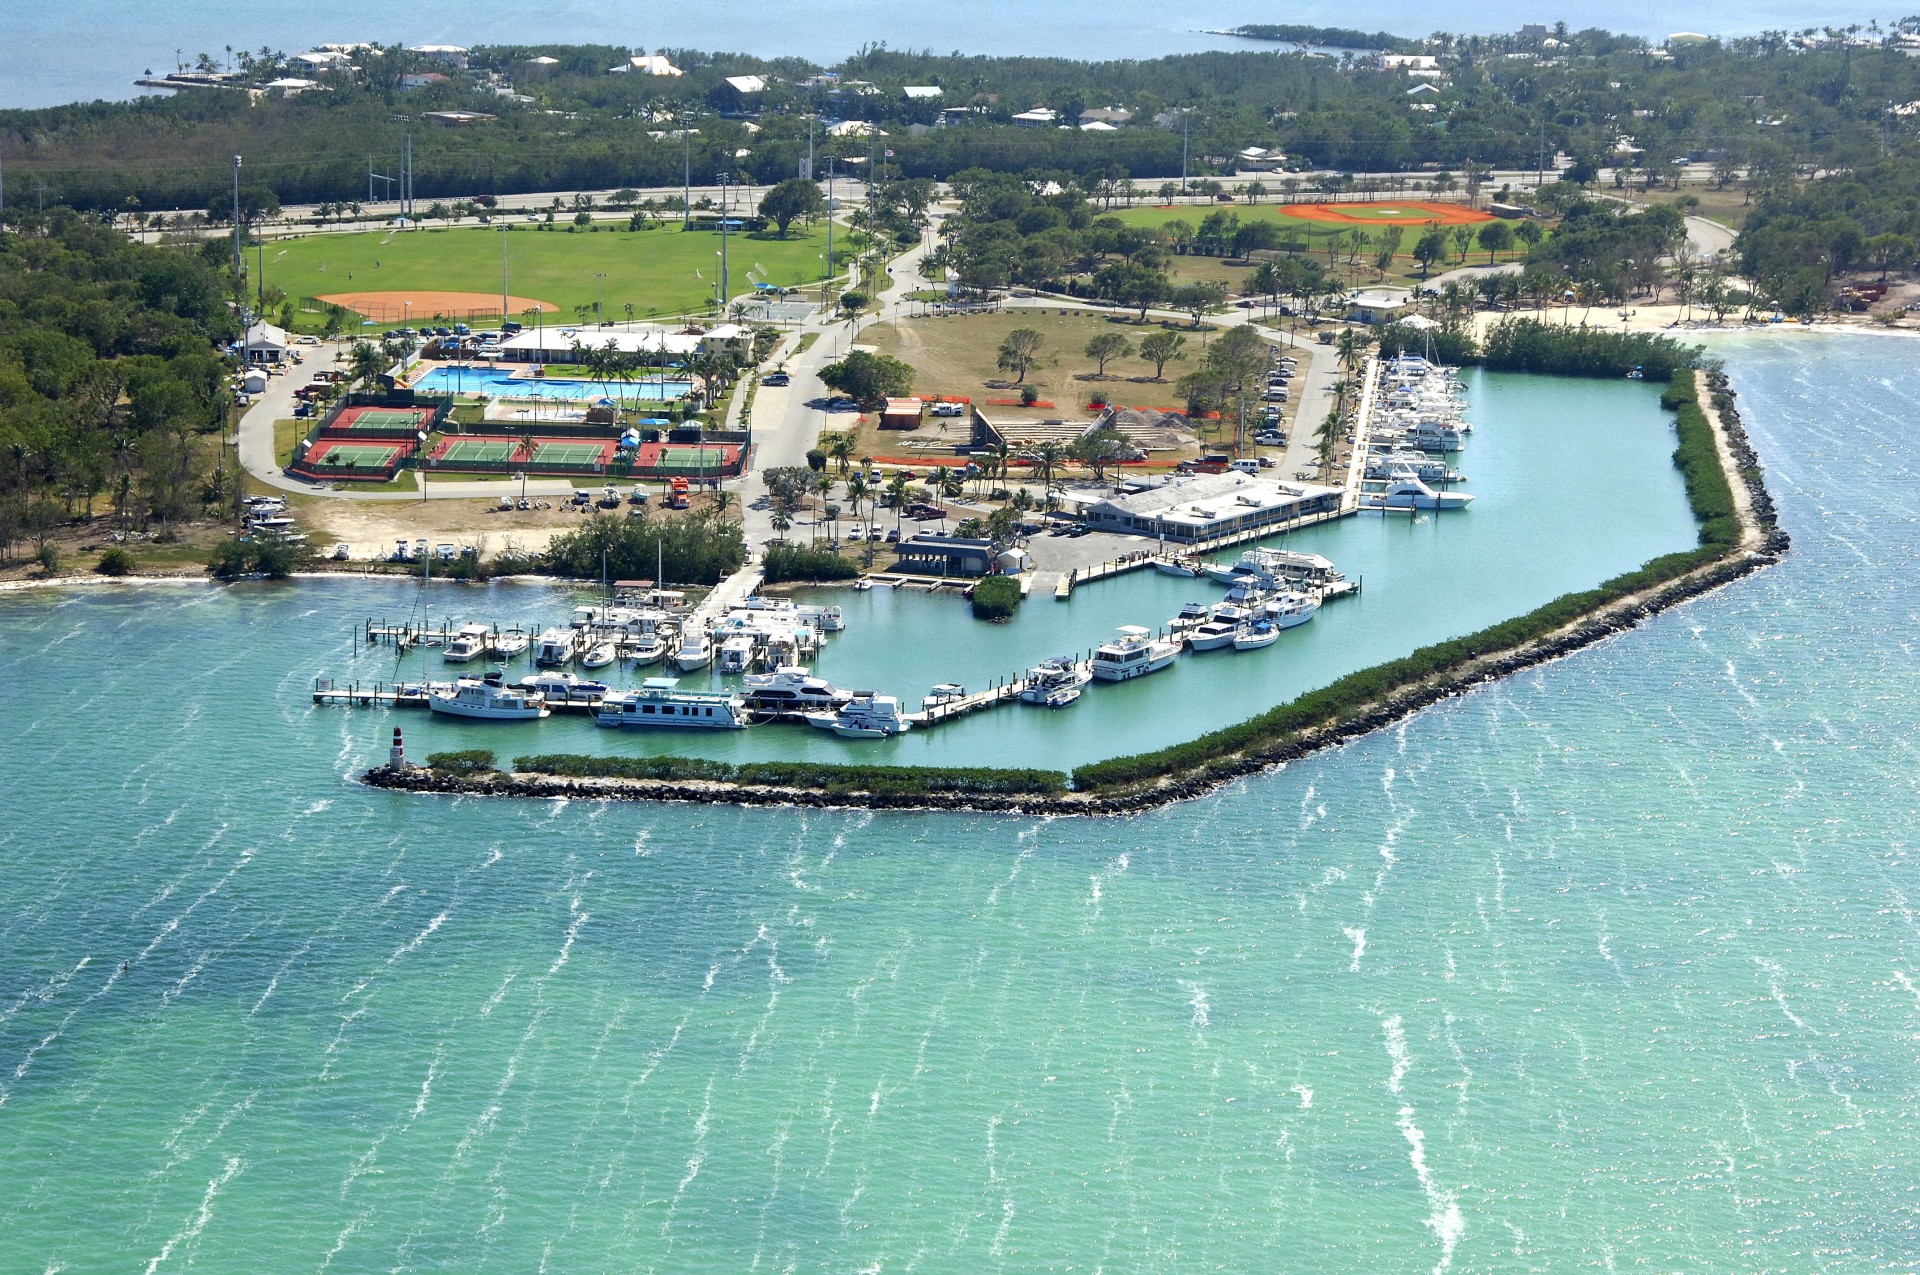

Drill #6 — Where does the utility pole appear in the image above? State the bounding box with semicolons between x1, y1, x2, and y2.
1182;119;1190;195
825;158;836;302
682;131;691;229
805;116;815;180
501;222;510;327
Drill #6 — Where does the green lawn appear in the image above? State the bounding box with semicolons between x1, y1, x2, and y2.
266;223;838;331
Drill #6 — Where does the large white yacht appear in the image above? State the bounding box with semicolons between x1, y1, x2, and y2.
1184;619;1241;652
741;666;854;714
519;671;610;704
1262;591;1321;629
1366;478;1475;511
427;668;549;721
803;693;911;738
1365;450;1459;483
594;678;749;730
1090;626;1181;681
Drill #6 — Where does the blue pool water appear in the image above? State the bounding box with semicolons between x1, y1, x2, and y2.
410;368;693;402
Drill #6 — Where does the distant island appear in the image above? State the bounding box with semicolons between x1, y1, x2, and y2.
1212;24;1418;53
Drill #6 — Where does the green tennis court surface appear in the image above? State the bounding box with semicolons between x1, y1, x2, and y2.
654;445;738;472
438;439;520;463
311;443;400;468
335;407;431;431
530;442;610;466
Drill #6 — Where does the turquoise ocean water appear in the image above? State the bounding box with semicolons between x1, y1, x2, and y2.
4;335;1919;1269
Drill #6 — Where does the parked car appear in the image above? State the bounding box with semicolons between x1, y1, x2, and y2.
295;335;319;345
330;542;351;560
825;396;859;412
761;371;791;386
930;401;965;417
436;544;457;562
292;404;312;418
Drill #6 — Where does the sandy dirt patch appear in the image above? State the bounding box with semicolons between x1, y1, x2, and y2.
318;290;559;321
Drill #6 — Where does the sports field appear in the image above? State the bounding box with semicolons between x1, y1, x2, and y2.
1279;201;1495;226
647;443;741;473
530;440;615;467
268;223;833;331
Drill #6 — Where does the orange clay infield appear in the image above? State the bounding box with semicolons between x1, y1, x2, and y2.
1277;201;1497;226
317;290;559;318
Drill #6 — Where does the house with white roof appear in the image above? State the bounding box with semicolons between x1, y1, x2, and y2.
614;54;683;76
407;45;469;68
1010;107;1059;127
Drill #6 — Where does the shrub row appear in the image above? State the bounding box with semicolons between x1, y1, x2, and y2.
762;544;860;582
425;750;499;777
1382;318;1702;381
1665;372;1740;549
513;753;1069;796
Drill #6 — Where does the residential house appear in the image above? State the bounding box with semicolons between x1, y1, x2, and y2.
1010;107;1059;127
613;54;684;76
407;44;469;69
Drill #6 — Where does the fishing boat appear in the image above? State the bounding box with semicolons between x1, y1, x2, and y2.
1090;626;1180;682
1232;620;1280;651
427;668;549;720
488;631;530;658
442;624;491;663
1154;554;1203;578
1018;657;1091;707
921;683;967;710
674;627;713;671
594;677;749;730
1365;478;1475;511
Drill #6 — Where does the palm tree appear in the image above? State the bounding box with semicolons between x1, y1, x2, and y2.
845;472;871;527
710;489;734;519
346;340;387;389
825;431;855;476
886;471;911;537
770;509;792;543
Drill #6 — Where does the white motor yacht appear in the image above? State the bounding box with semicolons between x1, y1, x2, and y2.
518;671;609;704
1399;420;1466;453
810;694;911;739
534;627;576;667
594;678;749;729
621;632;667;665
1366;450;1459;483
443;624;491;663
1154;554;1202;578
1262;591;1321;629
675;628;713;671
1185;619;1241;652
428;668;549;721
1018;657;1092;707
741;666;853;714
1366;479;1475;511
1090;626;1180;681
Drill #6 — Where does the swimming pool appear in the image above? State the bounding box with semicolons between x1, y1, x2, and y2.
409;368;694;402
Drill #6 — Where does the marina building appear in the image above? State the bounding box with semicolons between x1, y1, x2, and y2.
1081;472;1341;543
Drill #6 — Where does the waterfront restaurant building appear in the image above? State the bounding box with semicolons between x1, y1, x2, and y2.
1081;471;1342;543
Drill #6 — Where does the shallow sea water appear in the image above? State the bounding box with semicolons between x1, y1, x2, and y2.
3;335;1918;1270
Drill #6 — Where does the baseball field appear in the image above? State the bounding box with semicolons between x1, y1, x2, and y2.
266;222;834;331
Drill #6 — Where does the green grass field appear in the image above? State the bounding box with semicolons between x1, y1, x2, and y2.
267;223;835;331
1106;205;1347;239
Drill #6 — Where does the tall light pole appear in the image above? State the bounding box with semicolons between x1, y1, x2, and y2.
594;271;608;325
500;222;510;327
716;172;732;317
682;131;691;229
824;158;836;302
233;155;249;368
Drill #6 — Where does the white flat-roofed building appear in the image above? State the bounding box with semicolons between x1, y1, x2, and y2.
614;54;683;76
499;323;750;364
1082;471;1342;542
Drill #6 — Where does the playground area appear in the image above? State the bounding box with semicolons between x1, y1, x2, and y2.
1279;201;1497;227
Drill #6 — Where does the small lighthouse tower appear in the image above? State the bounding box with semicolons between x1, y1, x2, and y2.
389;726;407;769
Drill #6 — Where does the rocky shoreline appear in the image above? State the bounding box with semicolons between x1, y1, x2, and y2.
364;371;1787;817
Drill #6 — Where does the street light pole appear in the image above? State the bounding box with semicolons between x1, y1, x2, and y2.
716;172;732;317
594;271;608;325
501;222;510;327
233;155;250;369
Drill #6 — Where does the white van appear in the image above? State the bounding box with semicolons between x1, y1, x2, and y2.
1229;458;1261;476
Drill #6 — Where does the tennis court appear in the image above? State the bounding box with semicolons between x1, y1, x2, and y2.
301;438;404;473
330;404;434;433
435;437;522;464
652;443;741;473
531;440;616;467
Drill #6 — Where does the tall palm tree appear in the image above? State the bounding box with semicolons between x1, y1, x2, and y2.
886;471;911;537
825;432;855;476
845;471;871;527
